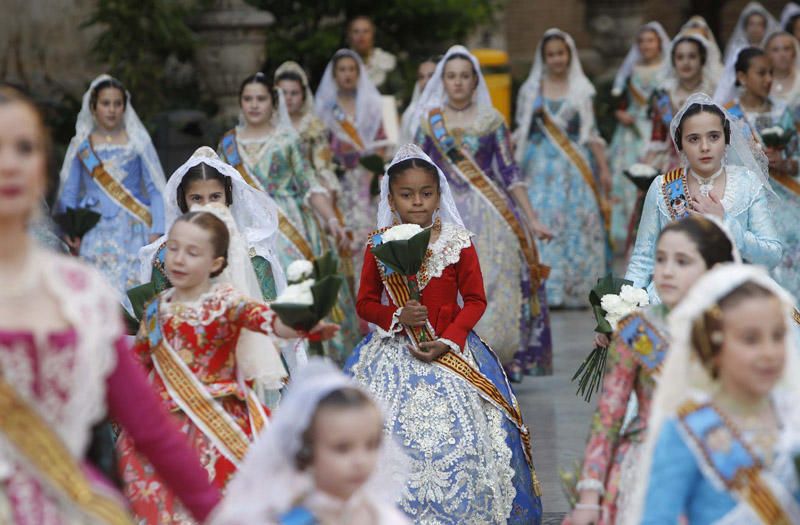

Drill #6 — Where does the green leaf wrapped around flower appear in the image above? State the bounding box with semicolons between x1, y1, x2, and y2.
272;252;344;356
371;224;432;344
123;281;157;335
53;207;101;239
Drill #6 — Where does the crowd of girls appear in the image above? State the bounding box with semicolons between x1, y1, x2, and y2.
2;3;800;524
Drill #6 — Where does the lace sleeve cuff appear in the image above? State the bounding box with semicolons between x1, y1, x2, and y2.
259;309;277;336
576;478;605;495
375;308;404;338
438;338;462;353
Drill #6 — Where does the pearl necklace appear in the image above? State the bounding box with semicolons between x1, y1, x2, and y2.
690;167;723;197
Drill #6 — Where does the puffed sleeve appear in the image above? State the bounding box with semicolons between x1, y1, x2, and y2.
58;155;85;211
640;419;700;524
578;336;639;492
108;338;222;520
724;186;782;269
625;178;663;291
231;296;277;336
439;244;487;350
356;245;401;331
289;139;327;200
140;155;165;235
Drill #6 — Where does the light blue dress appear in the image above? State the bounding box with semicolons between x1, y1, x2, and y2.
641;392;800;524
519;96;608;308
58;143;165;295
726;100;800;303
609;64;662;246
625;165;782;301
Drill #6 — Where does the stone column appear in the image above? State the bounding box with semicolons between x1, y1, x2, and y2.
189;0;274;123
582;0;646;77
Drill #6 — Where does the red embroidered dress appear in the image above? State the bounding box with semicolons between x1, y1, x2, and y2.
117;282;277;525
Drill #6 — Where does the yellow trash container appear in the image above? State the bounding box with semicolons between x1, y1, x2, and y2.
472;48;511;125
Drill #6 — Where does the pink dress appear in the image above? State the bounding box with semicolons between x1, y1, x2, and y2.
0;251;220;525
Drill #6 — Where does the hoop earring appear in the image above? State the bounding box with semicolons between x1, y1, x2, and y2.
391;209;401;225
432;208;441;223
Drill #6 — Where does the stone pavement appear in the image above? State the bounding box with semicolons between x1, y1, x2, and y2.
514;309;599;522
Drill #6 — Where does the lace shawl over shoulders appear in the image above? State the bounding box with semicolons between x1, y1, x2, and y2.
420;223;474;289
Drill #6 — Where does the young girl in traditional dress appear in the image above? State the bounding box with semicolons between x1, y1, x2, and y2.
723;2;778;63
58;74;166;297
644;32;718;173
210;359;410;525
608;22;670;248
218;73;360;363
0;84;220;524
400;57;437;144
117;208;338;524
346;144;543;524
766;31;800;107
627;264;800;524
626;93;782;301
515;29;611;309
716;47;800;303
415;45;552;379
567;215;737;525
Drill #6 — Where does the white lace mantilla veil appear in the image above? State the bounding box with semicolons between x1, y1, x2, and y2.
611;21;671;97
208;358;408;525
377;143;465;229
623;264;800;525
513;28;598;163
314;49;384;149
58;74;167;196
781;2;800;30
190;202;287;389
407;44;493;143
671;92;774;195
137;146;286;292
399;75;424;144
723;1;779;64
678;17;725;81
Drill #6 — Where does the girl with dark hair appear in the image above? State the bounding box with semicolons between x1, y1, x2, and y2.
782;2;800;41
415;44;553;379
57;74;166;298
716;46;800;303
723;1;778;64
118;207;339;525
218;73;362;364
346;144;543;524
0;83;222;524
567;215;738;525
626;93;782;301
627;264;800;524
515;29;610;311
644;33;718;174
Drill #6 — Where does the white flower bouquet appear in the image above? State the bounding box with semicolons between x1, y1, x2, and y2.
761;126;790;150
573;276;649;401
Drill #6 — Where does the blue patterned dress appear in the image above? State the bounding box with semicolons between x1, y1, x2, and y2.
625;165;783;301
726;99;800;303
641;391;800;524
609;65;662;246
519;96;608;308
58;143;164;296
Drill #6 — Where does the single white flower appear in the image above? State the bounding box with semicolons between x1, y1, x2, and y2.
627;163;658;177
601;294;625;315
286;259;314;283
619;285;649;307
275;278;314;305
382;223;424;242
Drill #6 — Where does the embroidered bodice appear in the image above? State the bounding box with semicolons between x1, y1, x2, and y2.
356;222;486;350
133;283;276;409
626;166;782;297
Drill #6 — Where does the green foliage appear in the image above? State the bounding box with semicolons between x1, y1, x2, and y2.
83;0;212;122
250;0;499;90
